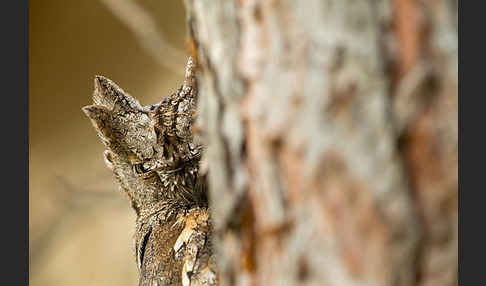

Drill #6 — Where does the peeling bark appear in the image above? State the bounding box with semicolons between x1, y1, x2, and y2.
183;0;457;285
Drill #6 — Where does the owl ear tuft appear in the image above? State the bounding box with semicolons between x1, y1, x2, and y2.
93;75;142;113
82;104;115;145
82;104;109;120
84;76;158;160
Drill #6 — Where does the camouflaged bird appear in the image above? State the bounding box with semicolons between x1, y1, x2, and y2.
82;57;218;286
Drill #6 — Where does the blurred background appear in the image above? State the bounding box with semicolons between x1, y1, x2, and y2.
29;1;188;285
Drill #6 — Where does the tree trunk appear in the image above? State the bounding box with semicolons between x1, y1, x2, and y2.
183;1;457;285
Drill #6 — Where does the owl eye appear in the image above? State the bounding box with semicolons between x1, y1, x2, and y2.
133;163;150;175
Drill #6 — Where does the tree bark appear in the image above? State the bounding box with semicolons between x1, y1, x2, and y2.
183;1;457;285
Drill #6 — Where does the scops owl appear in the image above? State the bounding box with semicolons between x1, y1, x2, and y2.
82;57;218;286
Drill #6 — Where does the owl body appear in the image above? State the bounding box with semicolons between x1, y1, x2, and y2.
135;205;216;286
83;58;218;286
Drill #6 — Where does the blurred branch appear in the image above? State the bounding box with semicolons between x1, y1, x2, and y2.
100;0;186;74
30;175;124;277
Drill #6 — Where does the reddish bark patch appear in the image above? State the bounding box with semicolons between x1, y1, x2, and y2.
240;196;257;273
400;105;457;285
328;83;357;120
311;151;389;282
393;0;422;81
278;144;304;204
185;37;200;68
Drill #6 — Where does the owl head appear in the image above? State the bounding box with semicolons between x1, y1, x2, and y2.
82;58;205;215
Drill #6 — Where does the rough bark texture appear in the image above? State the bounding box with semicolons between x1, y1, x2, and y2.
183;0;457;285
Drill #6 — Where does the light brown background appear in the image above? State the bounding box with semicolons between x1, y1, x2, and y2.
30;1;187;285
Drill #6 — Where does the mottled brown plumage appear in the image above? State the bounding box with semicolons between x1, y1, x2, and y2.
82;58;218;286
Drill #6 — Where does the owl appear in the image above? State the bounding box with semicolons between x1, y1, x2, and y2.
82;57;218;286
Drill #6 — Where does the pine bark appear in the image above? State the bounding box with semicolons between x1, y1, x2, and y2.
183;1;457;285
